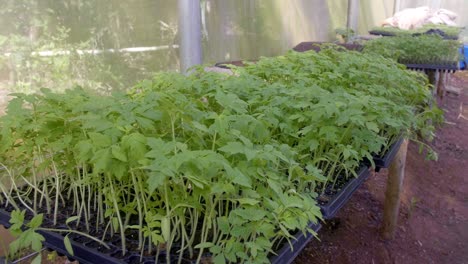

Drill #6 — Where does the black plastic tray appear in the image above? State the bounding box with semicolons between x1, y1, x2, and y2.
0;208;320;264
0;209;127;264
368;30;459;40
270;222;321;264
373;137;404;171
319;166;370;219
404;63;460;72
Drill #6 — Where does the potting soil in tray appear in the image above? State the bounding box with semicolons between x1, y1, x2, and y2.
315;166;370;219
0;201;211;264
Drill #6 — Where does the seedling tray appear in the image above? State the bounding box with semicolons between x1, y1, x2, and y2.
368;30;459;40
404;63;460;72
0;208;320;264
270;222;321;264
0;209;127;264
373;137;404;171
292;41;363;53
318;166;370;219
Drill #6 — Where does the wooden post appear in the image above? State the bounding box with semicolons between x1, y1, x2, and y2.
427;71;438;100
381;139;408;240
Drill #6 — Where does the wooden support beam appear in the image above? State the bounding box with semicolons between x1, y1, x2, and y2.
427;71;438;99
381;139;408;240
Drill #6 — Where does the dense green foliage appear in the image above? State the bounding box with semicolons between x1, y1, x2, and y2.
370;24;463;39
0;46;442;263
363;34;461;64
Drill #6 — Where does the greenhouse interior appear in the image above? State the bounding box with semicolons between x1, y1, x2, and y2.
0;0;467;263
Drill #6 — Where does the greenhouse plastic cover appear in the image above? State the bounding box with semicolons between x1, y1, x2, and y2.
382;6;457;30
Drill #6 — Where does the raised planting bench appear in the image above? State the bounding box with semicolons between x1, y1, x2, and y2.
292;41;467;72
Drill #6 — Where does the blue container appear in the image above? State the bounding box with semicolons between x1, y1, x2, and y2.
461;44;468;70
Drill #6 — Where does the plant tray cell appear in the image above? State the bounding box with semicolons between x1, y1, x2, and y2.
318;166;370;219
270;222;321;264
0;208;320;264
404;63;460;72
373;137;404;171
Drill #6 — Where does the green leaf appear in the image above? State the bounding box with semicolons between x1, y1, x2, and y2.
65;216;80;225
111;145;127;162
365;121;379;132
122;133;147;162
147;172;167;193
236;198;259;205
213;254;226;264
27;214;43;229
88;132;112;148
194;242;214;249
64;235;74;256
9;210;25;233
226;166;251;188
161;217;170;242
91;148;112;172
218;142;244;156
31;254;42;264
8;239;21;256
233;208;266;221
74;140;94;162
217;216;230;233
25;230;45;252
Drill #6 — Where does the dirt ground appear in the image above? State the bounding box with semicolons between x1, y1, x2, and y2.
295;71;468;264
1;72;467;263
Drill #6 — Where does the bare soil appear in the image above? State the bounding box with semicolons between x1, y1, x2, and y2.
295;71;468;264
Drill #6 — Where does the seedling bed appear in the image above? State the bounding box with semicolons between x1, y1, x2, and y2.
373;137;404;171
0;203;320;264
368;29;459;40
316;166;370;219
291;41;463;72
292;42;363;53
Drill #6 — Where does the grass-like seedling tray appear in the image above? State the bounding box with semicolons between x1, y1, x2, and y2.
318;166;370;219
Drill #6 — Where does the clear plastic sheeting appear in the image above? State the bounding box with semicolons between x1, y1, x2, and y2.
382;6;457;30
0;0;466;95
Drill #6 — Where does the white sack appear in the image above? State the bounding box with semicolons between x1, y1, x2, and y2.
381;6;458;29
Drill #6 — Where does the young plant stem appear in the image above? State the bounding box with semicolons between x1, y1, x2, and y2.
50;159;61;226
130;171;143;248
108;174;126;255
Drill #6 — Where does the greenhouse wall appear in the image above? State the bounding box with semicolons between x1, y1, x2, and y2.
0;0;466;94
